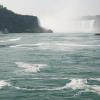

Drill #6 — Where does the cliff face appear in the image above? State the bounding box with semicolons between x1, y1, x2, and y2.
0;5;53;33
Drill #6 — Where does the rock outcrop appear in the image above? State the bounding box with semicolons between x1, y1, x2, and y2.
0;5;53;33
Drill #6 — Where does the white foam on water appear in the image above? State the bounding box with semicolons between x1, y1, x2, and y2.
14;86;49;91
9;44;24;48
10;42;100;50
10;43;43;47
9;43;43;48
11;78;100;95
8;37;21;42
89;78;100;81
64;79;87;90
15;62;47;73
62;78;100;95
0;37;21;43
90;85;100;95
11;78;87;91
13;86;64;91
43;78;100;95
0;80;10;89
9;43;74;51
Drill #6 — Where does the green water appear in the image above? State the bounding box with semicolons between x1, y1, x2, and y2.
0;33;100;100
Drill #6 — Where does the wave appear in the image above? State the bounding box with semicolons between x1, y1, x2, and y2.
15;62;47;73
0;37;21;43
9;42;100;50
9;78;100;95
8;37;21;42
9;77;69;81
0;80;10;89
61;78;100;95
8;79;84;91
89;78;100;81
13;86;64;91
64;79;87;90
9;43;44;48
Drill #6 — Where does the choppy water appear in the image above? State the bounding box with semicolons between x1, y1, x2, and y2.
0;33;100;100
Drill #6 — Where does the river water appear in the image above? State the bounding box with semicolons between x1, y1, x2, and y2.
0;33;100;100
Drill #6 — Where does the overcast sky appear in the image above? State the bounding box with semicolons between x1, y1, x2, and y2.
0;0;100;32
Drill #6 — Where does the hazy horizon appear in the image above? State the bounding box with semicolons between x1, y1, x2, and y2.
0;0;100;32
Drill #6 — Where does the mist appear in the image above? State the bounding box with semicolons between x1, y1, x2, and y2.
0;0;100;32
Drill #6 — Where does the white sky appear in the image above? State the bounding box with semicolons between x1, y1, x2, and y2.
0;0;100;32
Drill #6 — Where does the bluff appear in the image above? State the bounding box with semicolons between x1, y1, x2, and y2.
0;5;53;33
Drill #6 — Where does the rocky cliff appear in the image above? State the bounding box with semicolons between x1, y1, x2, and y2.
0;5;53;33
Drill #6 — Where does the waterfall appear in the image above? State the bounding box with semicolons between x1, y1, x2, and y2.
89;20;95;32
80;20;95;33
